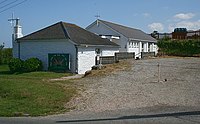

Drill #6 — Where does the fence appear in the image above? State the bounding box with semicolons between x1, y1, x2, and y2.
141;52;155;59
115;52;135;61
96;52;135;65
100;56;115;64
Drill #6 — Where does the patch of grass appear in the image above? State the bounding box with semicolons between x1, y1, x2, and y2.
0;65;76;117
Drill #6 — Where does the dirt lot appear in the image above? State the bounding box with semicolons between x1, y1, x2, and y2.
70;57;200;113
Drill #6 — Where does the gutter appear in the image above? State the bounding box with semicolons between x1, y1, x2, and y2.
16;39;21;59
128;38;157;43
75;45;78;74
78;44;120;48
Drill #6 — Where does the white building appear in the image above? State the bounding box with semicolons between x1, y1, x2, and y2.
86;20;158;58
14;21;119;74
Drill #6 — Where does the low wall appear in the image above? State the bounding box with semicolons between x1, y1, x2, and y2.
100;56;115;64
95;52;135;65
115;52;135;61
141;52;155;59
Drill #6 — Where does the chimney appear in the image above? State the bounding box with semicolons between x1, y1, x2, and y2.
14;18;23;40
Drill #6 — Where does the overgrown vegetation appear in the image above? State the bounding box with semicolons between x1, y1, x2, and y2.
0;64;76;117
158;39;200;56
0;48;12;65
8;58;43;73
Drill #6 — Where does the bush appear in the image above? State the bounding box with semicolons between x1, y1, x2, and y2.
23;58;43;72
0;48;12;65
8;58;43;73
8;58;24;73
158;39;200;56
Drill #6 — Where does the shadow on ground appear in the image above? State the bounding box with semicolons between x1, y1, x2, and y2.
56;111;200;123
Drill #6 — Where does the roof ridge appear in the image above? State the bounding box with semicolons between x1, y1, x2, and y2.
97;19;156;42
60;21;71;39
99;19;141;32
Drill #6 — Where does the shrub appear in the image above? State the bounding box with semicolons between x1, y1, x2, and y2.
8;58;24;73
158;39;200;56
23;58;43;72
0;48;12;65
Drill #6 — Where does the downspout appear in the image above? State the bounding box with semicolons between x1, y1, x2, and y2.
18;41;20;59
75;45;78;74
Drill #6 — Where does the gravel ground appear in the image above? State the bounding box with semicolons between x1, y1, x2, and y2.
68;57;200;113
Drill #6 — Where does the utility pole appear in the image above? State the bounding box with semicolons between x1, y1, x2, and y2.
8;13;23;58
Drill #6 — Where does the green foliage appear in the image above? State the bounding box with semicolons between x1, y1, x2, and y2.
0;48;12;65
0;65;76;117
8;58;24;73
158;39;200;56
23;58;43;72
0;48;12;64
8;58;43;73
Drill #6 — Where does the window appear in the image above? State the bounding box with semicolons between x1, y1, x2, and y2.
135;42;138;48
133;42;136;48
95;48;101;55
129;42;132;48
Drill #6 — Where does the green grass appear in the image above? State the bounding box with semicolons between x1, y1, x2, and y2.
0;65;77;117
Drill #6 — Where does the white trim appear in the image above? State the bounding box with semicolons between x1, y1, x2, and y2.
128;38;157;43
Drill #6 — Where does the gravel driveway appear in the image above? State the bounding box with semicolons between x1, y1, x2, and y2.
70;57;200;113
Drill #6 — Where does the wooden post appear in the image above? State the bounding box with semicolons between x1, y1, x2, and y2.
158;62;160;82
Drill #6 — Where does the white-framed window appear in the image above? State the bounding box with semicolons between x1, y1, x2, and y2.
135;42;138;48
133;42;136;48
129;42;132;48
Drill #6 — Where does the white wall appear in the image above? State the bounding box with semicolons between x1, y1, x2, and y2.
77;47;96;74
19;39;77;73
12;41;19;58
77;46;119;74
101;47;119;56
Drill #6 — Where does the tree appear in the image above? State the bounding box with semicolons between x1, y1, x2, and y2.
0;43;12;65
0;42;4;50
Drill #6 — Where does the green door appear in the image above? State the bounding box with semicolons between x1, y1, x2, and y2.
48;53;70;72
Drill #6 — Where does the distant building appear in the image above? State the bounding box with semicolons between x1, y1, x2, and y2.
172;28;187;40
150;28;200;40
150;31;172;39
187;30;200;39
86;19;158;58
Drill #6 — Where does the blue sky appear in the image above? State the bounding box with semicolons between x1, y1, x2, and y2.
0;0;200;48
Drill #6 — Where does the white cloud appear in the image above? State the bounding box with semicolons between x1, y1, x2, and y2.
174;13;195;20
148;23;164;32
168;20;200;32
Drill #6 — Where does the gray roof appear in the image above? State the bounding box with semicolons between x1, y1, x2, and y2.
98;20;157;42
18;22;119;47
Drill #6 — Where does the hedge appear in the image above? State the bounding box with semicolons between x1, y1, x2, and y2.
8;58;24;73
8;58;43;73
23;58;43;72
158;39;200;56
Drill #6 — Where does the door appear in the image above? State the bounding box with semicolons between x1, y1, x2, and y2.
48;53;70;72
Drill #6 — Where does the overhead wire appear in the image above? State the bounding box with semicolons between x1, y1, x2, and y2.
0;0;27;14
0;0;19;10
0;0;9;5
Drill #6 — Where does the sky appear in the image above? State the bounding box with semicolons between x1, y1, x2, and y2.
0;0;200;48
